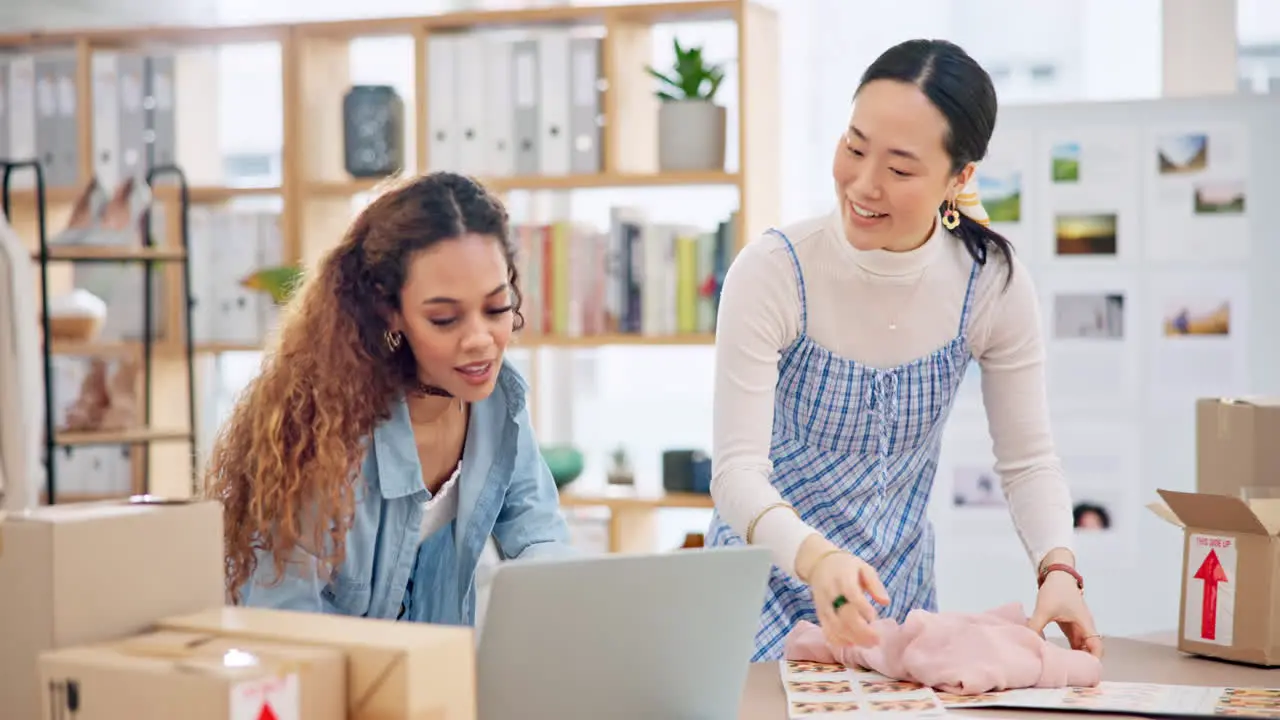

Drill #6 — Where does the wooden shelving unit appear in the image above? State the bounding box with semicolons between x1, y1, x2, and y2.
0;0;780;505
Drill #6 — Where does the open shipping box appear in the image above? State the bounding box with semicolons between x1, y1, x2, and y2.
40;607;478;720
0;499;226;720
2;499;478;719
157;606;478;720
1148;397;1280;667
38;630;346;720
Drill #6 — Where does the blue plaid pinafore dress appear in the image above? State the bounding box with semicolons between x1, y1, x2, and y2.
706;227;981;662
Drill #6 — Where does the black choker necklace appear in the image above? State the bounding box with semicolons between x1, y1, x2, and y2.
412;381;453;398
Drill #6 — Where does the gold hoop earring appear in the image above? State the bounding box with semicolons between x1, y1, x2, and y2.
384;329;403;352
942;204;961;230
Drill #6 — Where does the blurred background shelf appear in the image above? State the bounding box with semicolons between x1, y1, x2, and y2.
0;0;778;560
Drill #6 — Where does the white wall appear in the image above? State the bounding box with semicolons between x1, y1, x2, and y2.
1239;0;1280;44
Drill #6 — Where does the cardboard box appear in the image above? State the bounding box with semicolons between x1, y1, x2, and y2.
1149;489;1280;666
39;630;346;720
0;499;225;720
159;606;477;720
1196;397;1280;498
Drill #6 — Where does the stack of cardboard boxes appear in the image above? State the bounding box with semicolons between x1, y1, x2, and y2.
0;498;477;719
1150;397;1280;667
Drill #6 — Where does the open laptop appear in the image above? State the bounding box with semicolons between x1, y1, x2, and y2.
476;545;773;720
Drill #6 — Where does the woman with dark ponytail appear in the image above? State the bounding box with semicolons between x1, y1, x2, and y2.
708;39;1101;661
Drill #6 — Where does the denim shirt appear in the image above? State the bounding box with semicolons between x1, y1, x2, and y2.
239;360;574;626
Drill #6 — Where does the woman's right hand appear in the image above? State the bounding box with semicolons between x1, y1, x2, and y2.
804;547;891;649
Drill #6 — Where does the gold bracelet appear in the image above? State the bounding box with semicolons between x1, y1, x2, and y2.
745;502;799;544
798;548;846;585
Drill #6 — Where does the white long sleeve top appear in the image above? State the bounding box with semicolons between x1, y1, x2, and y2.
711;210;1075;577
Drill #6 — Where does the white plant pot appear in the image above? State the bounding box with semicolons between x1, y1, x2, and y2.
657;99;727;172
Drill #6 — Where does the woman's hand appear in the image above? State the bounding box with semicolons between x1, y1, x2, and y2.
804;548;891;649
1029;570;1104;657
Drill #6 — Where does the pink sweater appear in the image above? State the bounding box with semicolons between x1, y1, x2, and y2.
783;603;1102;695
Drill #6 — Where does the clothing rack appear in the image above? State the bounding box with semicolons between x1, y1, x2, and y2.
1;160;198;504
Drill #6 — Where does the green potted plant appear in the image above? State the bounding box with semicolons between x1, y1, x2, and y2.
239;264;305;305
645;38;727;172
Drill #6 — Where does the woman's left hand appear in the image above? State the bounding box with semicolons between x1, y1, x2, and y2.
1028;570;1104;658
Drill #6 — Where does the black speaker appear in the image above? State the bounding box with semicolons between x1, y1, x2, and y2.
662;449;712;494
342;85;405;178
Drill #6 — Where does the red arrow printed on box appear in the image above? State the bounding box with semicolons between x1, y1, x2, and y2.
257;704;278;720
1193;549;1228;640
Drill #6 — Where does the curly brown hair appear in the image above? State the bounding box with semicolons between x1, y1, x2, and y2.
204;172;523;603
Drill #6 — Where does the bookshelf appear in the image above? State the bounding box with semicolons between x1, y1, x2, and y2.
0;0;780;502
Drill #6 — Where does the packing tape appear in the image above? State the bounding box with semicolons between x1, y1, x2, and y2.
0;510;6;556
350;654;405;717
116;633;304;678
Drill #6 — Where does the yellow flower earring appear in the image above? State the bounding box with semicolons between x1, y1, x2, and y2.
942;198;961;230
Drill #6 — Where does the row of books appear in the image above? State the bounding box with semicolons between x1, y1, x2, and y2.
512;208;739;338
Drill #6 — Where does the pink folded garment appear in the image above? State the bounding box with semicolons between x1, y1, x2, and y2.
783;602;1102;695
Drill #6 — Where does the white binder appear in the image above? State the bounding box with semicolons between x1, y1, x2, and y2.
116;52;147;182
454;35;487;176
426;35;459;172
53;53;81;187
91;52;121;189
33;53;63;185
256;212;284;339
511;39;540;176
145;53;178;171
535;30;571;176
8;55;36;188
186;206;216;345
484;38;515;178
568;37;603;174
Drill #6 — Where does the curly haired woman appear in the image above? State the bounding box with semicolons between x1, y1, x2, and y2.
205;171;573;625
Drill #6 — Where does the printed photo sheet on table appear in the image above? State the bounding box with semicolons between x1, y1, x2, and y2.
936;682;1280;718
780;661;1280;719
780;660;947;718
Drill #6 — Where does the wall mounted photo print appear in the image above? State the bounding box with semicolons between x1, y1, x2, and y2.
1193;181;1246;215
1162;297;1230;337
1051;141;1080;183
1053;292;1124;340
977;171;1022;223
1143;122;1250;262
1156;132;1208;175
1054;212;1117;256
1147;269;1249;405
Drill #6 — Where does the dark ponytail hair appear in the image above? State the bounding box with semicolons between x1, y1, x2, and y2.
856;39;1015;289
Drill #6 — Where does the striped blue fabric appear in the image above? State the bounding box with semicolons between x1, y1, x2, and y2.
708;227;981;662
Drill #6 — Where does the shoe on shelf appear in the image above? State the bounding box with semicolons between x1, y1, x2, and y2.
50;179;109;246
61;357;112;432
92;176;153;247
49;176;153;248
98;357;140;432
